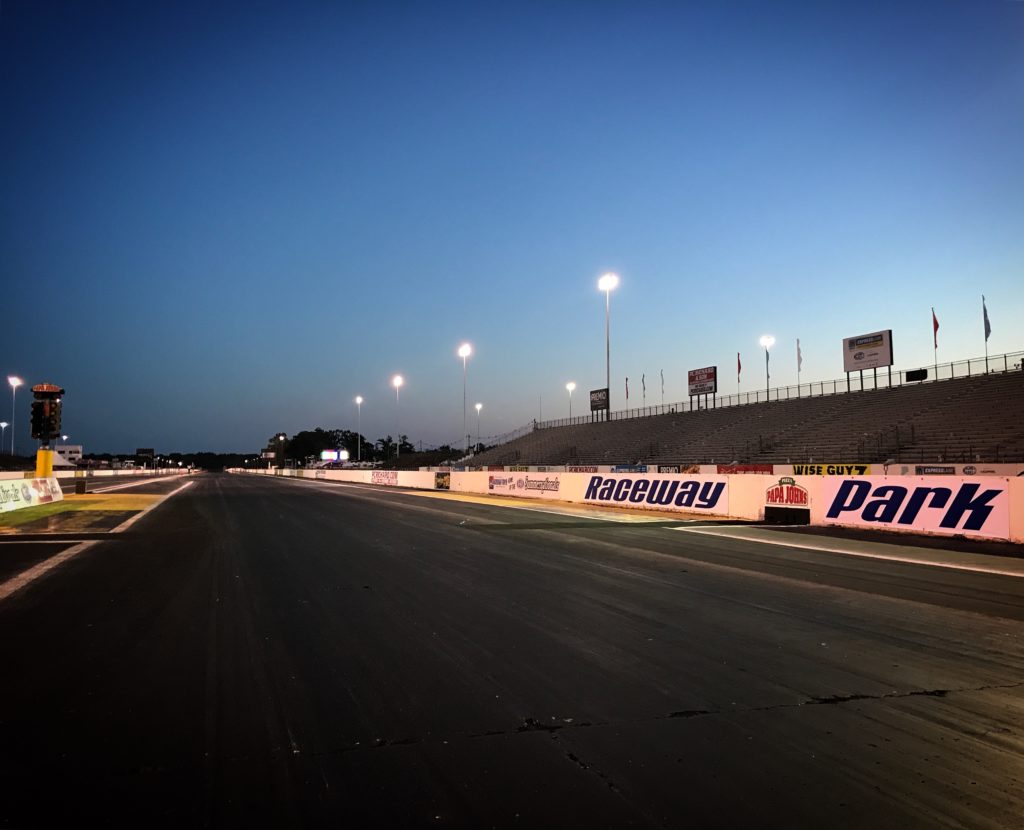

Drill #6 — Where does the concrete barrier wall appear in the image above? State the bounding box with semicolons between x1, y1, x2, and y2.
229;468;1023;543
0;468;189;482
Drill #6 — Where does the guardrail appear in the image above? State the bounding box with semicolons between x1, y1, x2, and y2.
536;350;1024;429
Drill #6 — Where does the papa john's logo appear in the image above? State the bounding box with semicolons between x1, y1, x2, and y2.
765;476;809;507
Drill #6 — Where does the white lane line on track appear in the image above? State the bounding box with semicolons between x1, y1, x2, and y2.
0;479;196;603
0;541;98;602
89;476;185;493
112;480;194;533
0;539;94;544
672;526;1024;579
280;476;685;524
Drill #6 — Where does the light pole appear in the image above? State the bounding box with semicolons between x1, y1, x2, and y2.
8;376;23;456
474;402;482;450
392;375;403;459
355;396;363;462
566;382;576;419
759;335;775;399
458;343;472;452
0;422;7;454
597;273;619;420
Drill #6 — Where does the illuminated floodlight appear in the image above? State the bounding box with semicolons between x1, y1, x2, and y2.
392;375;404;389
566;382;576;392
759;335;776;350
7;376;22;389
597;273;619;292
457;343;472;359
475;402;482;413
355;395;363;405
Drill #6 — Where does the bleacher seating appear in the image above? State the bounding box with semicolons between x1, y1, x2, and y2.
469;369;1024;466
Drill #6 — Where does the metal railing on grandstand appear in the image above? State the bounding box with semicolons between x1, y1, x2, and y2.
535;350;1024;430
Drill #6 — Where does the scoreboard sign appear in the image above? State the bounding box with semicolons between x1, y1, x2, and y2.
842;330;893;372
687;366;717;396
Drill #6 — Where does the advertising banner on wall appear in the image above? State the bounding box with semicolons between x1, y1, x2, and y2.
590;388;609;411
0;477;64;513
581;473;729;515
821;476;1010;539
842;330;893;372
687;366;718;396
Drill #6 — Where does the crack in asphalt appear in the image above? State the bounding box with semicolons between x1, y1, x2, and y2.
278;678;1024;762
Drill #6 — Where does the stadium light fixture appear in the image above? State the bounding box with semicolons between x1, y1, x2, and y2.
392;375;403;458
597;274;619;419
458;343;472;452
475;402;482;449
0;421;7;454
566;381;576;418
8;376;23;456
355;396;364;462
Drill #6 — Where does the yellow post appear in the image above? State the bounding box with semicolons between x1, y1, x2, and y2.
35;448;54;479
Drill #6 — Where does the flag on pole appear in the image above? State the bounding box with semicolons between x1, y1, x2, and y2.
797;339;803;372
932;307;939;348
660;370;664;395
983;296;992;341
625;377;629;400
737;352;742;380
642;373;645;394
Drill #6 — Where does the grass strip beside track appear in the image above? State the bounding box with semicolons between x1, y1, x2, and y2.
0;494;160;530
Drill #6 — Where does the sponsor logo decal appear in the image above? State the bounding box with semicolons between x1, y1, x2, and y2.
488;475;513;490
718;464;774;474
792;464;871;475
371;470;399;486
435;472;451;490
567;466;599;473
583;476;725;510
825;480;1005;533
765;477;809;506
611;464;648;473
657;465;681;474
915;465;955;475
962;466;976;475
517;476;560;493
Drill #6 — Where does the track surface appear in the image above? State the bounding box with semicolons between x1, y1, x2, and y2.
1;473;1022;828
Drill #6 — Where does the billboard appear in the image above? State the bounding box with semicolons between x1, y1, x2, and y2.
590;387;609;411
320;450;339;461
688;366;717;395
842;330;893;372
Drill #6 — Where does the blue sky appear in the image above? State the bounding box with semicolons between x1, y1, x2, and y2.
3;1;1022;453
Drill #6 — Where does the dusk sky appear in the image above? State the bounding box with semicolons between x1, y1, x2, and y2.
3;1;1022;454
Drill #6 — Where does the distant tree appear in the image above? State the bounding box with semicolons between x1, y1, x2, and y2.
398;434;415;455
376;435;396;459
285;428;337;461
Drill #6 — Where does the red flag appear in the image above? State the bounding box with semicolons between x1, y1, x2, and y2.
932;307;939;348
737;352;742;379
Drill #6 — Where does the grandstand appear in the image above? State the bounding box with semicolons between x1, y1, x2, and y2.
468;367;1024;467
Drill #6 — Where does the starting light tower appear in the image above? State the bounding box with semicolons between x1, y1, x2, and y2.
30;383;65;478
